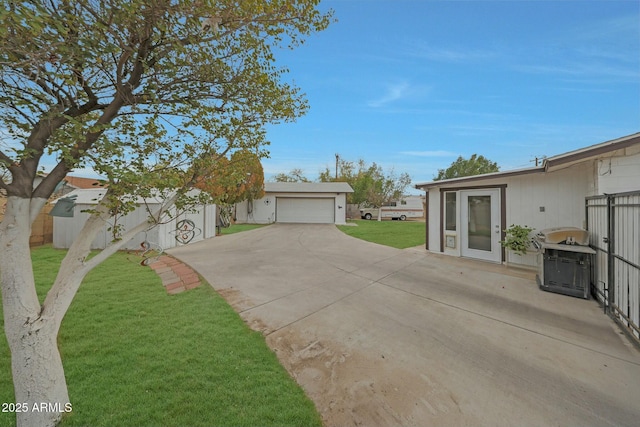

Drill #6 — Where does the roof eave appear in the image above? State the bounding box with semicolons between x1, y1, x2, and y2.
414;166;545;190
544;132;640;169
415;132;640;191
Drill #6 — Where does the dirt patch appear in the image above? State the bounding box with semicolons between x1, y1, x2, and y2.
267;329;468;427
216;287;255;312
215;287;468;426
218;288;469;427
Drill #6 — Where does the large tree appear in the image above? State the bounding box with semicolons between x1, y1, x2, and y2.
0;1;331;426
433;154;499;180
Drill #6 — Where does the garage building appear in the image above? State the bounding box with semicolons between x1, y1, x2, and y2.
234;182;353;225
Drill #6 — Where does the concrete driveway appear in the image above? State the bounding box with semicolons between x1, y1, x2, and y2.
168;224;640;427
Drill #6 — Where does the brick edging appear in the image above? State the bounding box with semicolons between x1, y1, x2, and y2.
148;255;201;294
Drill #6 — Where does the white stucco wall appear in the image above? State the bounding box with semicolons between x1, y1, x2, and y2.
504;163;593;266
506;163;592;231
595;148;640;195
235;196;276;224
334;193;348;224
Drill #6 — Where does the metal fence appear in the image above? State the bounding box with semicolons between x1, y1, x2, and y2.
586;191;640;342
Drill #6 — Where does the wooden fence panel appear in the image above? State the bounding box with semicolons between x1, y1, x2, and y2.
0;199;54;247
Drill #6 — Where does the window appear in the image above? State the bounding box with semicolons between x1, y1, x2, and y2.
445;192;456;231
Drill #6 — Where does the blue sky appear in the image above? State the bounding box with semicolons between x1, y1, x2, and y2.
263;0;640;191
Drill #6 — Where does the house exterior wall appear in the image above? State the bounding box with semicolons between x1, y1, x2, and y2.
426;162;594;267
506;163;592;230
235;196;276;224
334;193;347;224
595;148;640;195
504;163;592;266
420;134;640;268
235;192;349;225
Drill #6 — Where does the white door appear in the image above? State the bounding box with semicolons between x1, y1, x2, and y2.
460;189;501;262
276;198;335;223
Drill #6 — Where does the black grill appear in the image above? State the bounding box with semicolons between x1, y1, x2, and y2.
534;228;595;299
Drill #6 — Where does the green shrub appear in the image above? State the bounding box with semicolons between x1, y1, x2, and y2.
500;224;534;255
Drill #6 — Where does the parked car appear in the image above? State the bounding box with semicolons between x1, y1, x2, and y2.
360;198;424;220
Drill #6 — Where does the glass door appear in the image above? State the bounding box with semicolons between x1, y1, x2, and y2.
460;189;501;262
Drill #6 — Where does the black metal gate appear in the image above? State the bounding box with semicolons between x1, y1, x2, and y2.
586;191;640;342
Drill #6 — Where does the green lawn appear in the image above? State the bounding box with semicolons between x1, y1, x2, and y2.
0;247;321;427
220;223;270;235
337;219;426;249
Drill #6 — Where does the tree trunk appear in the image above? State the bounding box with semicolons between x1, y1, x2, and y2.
7;319;70;427
0;197;70;427
1;193;178;427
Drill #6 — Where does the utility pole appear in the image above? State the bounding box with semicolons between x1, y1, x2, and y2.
533;155;546;167
335;153;339;180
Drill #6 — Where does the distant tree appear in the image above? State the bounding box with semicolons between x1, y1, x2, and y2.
273;168;310;182
318;157;360;202
319;157;411;218
318;157;353;184
363;164;412;221
434;154;499;180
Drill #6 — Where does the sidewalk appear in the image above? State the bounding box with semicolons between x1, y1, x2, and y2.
148;255;201;294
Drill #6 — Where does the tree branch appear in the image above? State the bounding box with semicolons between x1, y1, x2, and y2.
41;189;180;327
0;150;15;168
85;193;180;271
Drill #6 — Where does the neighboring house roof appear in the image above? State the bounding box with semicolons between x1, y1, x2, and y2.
52;188;108;205
415;132;640;190
63;175;105;189
265;182;354;193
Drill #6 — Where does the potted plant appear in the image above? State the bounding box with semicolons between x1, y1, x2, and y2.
500;224;535;256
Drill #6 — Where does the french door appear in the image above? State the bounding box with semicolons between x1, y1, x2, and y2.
460;189;501;262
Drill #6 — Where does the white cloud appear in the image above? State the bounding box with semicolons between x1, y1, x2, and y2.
515;62;638;81
401;39;498;63
368;82;411;108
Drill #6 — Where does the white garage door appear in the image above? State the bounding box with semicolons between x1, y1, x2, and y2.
276;198;335;223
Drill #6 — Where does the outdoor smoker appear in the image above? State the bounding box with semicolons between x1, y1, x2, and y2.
533;227;596;299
